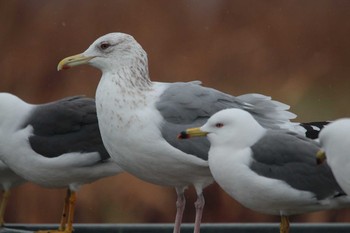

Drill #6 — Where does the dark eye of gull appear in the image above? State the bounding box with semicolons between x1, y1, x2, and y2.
100;42;111;50
215;123;224;128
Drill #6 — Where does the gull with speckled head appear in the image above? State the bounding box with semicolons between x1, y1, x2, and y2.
180;108;350;233
316;118;350;196
0;93;123;233
58;32;329;233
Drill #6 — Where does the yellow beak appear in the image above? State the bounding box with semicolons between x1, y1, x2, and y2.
57;54;95;71
178;127;208;139
316;149;327;165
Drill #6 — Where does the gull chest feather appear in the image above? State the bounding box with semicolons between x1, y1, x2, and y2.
96;76;166;171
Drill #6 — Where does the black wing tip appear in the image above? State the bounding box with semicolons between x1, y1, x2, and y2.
300;121;330;139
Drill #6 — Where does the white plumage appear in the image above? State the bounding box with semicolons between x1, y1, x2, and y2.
319;118;350;196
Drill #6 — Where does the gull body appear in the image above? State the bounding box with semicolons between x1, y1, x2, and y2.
181;108;349;233
0;93;122;232
318;118;350;196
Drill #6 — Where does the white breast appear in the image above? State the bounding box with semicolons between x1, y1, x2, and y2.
96;77;213;188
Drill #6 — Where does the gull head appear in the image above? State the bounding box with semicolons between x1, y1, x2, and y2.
180;108;266;149
318;118;350;164
58;33;148;73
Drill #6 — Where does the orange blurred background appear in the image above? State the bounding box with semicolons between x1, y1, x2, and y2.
1;0;350;226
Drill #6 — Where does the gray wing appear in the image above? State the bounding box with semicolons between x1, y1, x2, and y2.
21;96;110;160
250;130;344;200
237;93;296;127
156;82;295;161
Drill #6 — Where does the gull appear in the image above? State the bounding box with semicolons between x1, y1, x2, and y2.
0;93;122;233
57;32;329;233
179;108;350;233
317;118;350;196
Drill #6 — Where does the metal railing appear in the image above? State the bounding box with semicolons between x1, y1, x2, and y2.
2;223;350;233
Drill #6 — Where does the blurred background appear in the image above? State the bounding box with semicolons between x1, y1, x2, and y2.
1;0;350;226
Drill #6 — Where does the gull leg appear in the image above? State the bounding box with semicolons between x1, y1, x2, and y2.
173;188;186;233
65;190;76;233
280;215;290;233
58;189;70;231
0;190;10;227
35;190;76;233
193;193;204;233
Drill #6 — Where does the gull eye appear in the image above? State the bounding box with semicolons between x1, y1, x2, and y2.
215;123;224;128
100;42;111;50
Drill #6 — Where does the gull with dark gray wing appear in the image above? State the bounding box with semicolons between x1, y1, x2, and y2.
0;93;122;233
180;108;350;233
317;118;350;196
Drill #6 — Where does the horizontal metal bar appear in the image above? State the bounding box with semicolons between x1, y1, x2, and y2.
2;223;350;233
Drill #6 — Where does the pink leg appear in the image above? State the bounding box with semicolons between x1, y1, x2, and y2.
173;189;186;233
193;193;204;233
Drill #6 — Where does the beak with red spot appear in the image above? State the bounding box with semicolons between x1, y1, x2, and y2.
178;127;208;140
57;54;95;71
